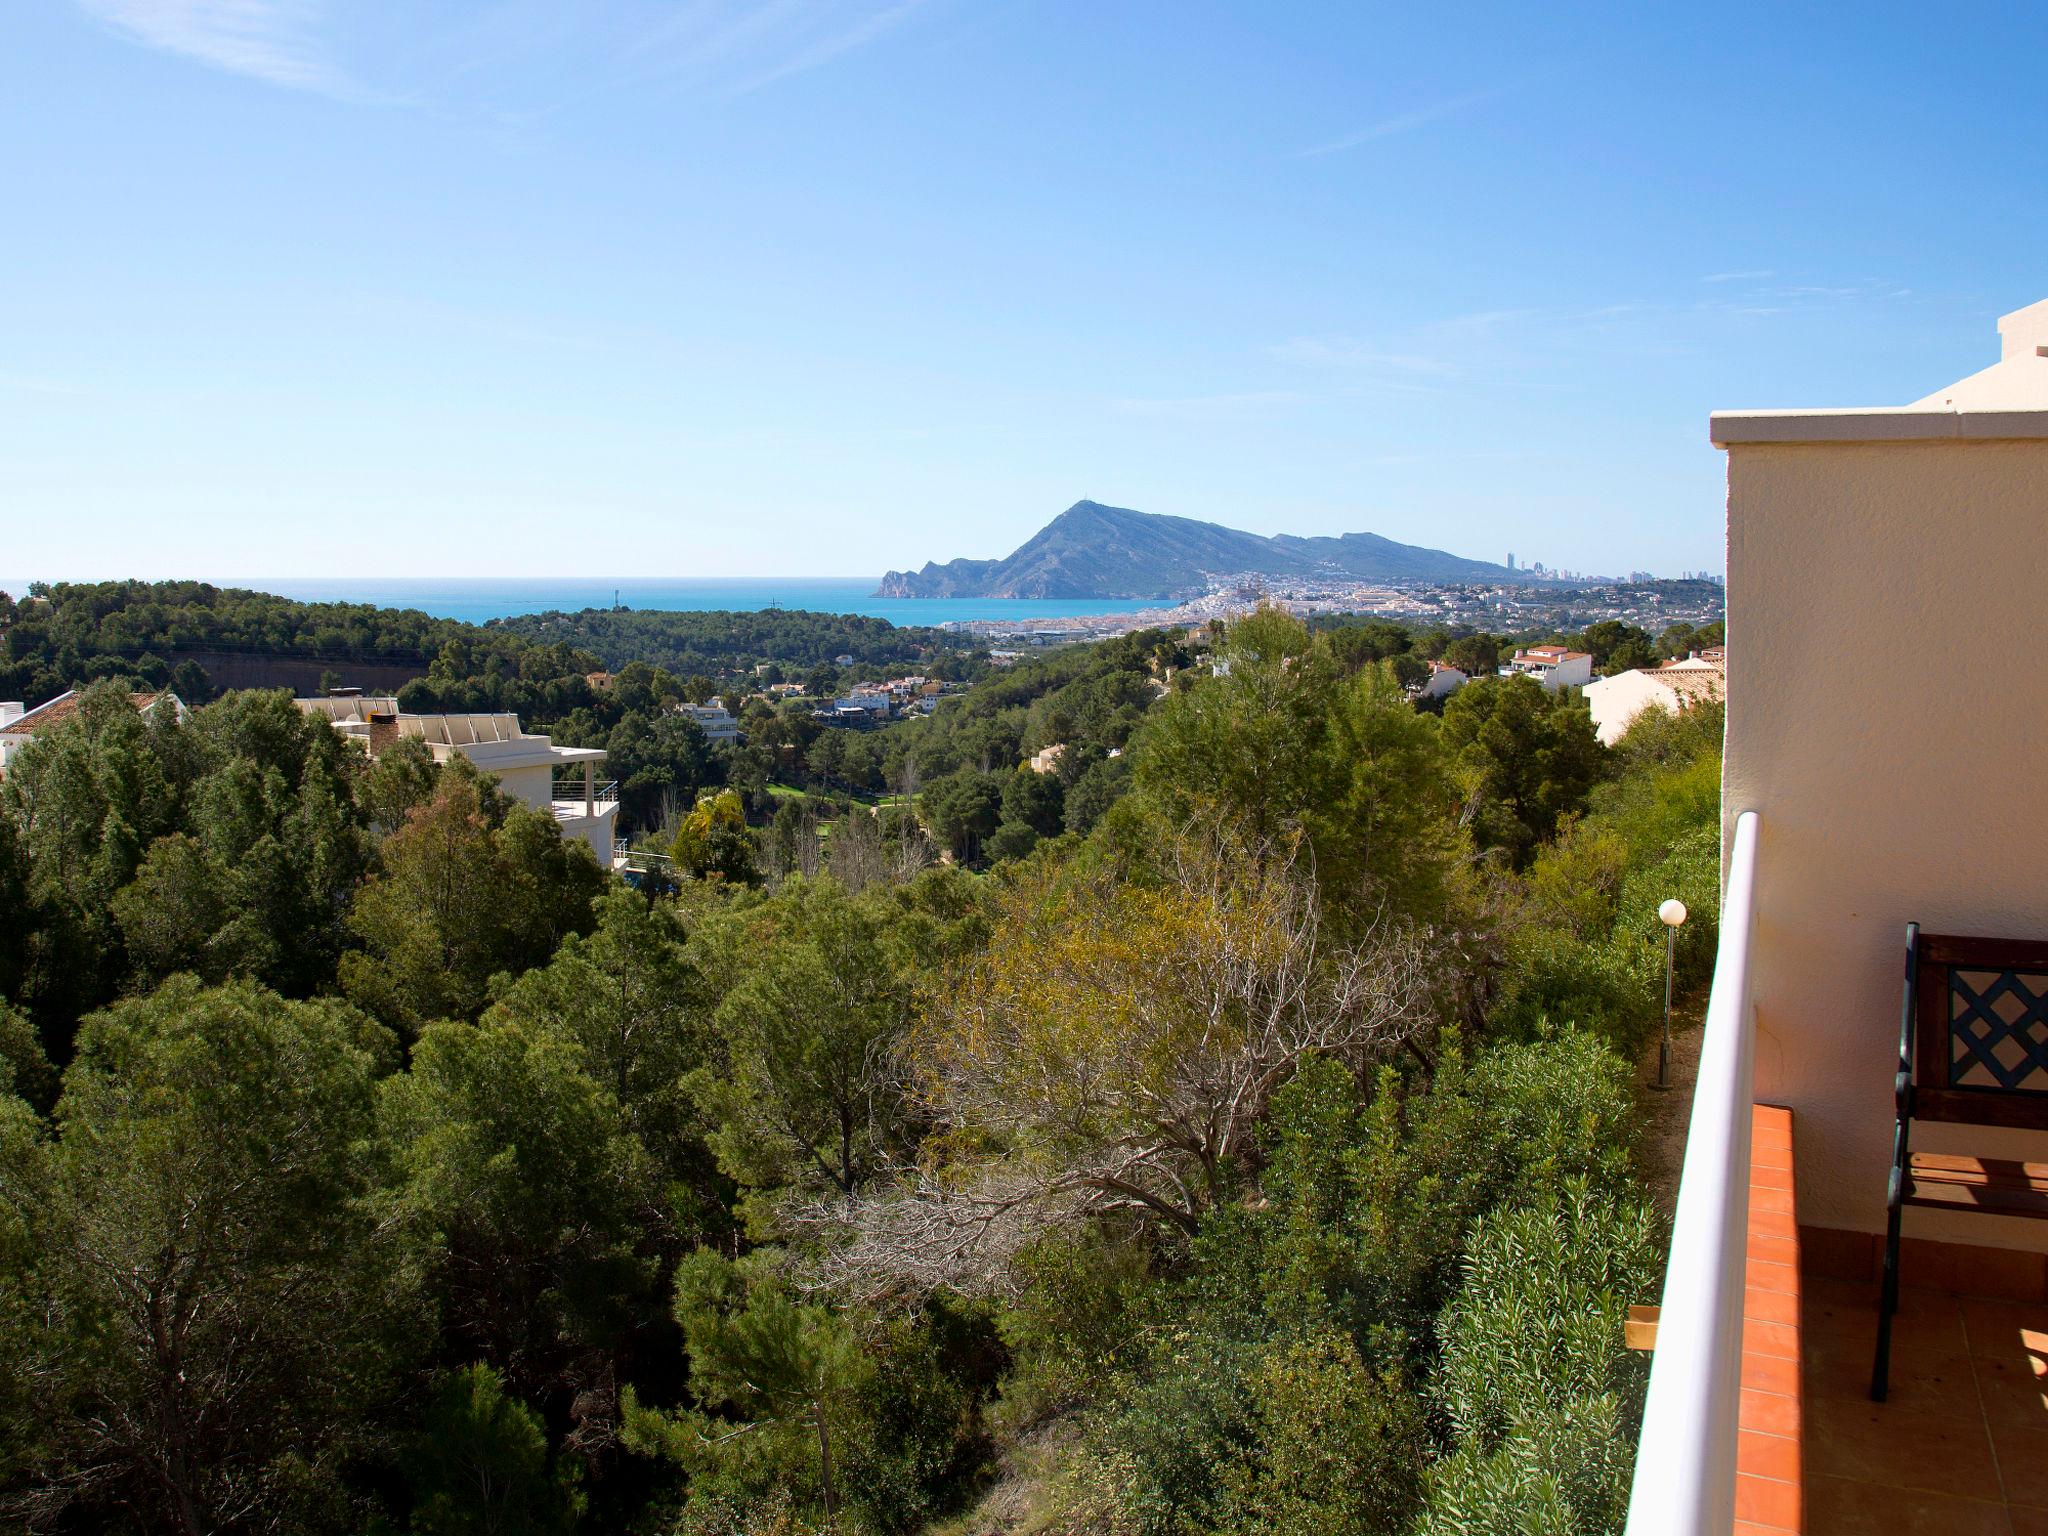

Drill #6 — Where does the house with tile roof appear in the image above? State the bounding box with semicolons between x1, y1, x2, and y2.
0;690;185;776
1505;644;1594;690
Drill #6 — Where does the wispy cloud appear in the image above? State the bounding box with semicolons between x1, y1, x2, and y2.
71;0;353;95
614;0;932;101
0;372;88;397
71;0;931;110
1291;88;1501;159
1702;269;1775;284
1111;390;1310;421
729;0;928;95
1267;336;1459;383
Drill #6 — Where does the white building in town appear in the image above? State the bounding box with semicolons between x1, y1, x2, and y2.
678;702;742;744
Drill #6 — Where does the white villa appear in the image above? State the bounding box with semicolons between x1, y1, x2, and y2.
1504;644;1593;690
1420;660;1468;700
299;696;618;865
1584;659;1724;745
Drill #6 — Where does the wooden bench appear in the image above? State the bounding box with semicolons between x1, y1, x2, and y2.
1873;925;2048;1399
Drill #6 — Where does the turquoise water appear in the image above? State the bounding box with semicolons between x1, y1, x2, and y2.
3;577;1159;628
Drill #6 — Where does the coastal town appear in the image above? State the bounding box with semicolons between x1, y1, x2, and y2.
936;572;1728;649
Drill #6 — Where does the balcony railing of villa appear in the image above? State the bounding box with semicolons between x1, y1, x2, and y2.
551;771;620;809
1627;809;1761;1535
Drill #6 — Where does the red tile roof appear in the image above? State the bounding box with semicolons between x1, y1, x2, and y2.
3;690;169;737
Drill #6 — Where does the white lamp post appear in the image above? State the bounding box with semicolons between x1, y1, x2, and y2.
1656;898;1688;1089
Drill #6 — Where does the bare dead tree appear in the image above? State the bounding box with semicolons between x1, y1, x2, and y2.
792;834;1438;1297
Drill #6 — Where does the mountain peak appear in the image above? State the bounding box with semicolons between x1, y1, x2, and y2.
874;503;1524;600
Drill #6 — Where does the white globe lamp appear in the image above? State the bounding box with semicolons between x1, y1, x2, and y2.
1656;899;1688;1088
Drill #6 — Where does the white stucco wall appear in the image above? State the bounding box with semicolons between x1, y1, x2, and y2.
489;762;556;812
1723;434;2048;1246
1584;671;1670;746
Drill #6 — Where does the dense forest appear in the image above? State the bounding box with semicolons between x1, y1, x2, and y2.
492;609;975;686
0;598;1726;1536
0;583;973;716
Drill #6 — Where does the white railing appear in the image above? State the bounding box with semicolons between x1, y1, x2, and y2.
1625;808;1762;1536
552;775;619;808
614;839;674;874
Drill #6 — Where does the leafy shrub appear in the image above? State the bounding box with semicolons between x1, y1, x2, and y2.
1417;1178;1665;1536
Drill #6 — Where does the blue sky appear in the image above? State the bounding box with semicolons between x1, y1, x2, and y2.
3;1;2044;582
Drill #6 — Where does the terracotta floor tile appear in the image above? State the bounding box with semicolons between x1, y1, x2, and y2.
1976;1350;2048;1427
1805;1332;1980;1419
1805;1474;2015;1535
1805;1280;1966;1352
1952;1246;2048;1303
1752;1208;1800;1241
1737;1469;1804;1530
1988;1418;2048;1507
1804;1396;2000;1498
1962;1297;2048;1370
2009;1506;2048;1535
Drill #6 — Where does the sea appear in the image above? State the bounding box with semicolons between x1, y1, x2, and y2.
2;577;1156;629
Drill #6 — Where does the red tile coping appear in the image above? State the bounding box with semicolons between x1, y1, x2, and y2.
1740;1103;1803;1533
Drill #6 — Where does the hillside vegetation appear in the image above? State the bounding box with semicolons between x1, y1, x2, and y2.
0;600;1725;1536
0;582;967;714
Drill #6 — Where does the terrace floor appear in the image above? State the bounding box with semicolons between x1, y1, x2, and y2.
1797;1279;2048;1533
1732;1106;2048;1534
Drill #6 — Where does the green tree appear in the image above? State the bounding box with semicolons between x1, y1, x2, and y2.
1442;633;1502;677
1;680;182;1029
486;890;717;1204
1578;620;1655;674
339;762;604;1033
1132;611;1467;923
106;690;374;996
924;771;1002;864
404;1363;582;1536
603;711;713;834
0;812;36;1007
695;878;912;1228
1000;766;1065;837
378;1011;664;1426
668;789;758;884
26;978;415;1534
1440;674;1604;868
1417;1180;1664;1536
624;1248;866;1529
1062;752;1130;836
361;734;441;832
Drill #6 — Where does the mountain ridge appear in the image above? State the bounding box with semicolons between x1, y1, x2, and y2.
874;501;1529;599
